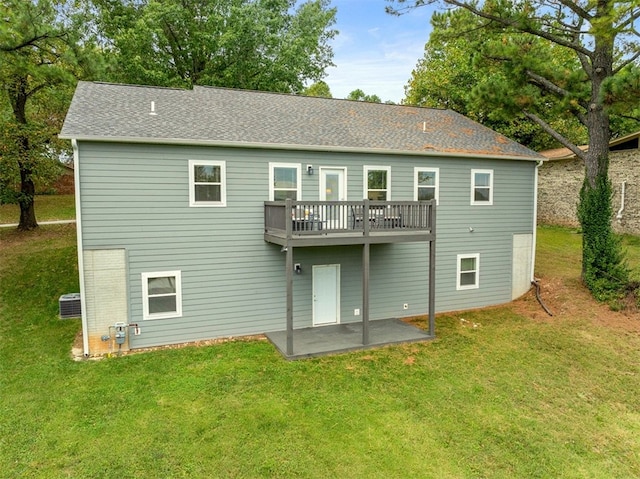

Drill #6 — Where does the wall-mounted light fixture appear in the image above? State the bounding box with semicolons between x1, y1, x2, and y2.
469;227;474;233
307;165;314;175
294;263;302;274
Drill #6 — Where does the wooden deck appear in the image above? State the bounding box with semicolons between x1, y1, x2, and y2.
264;199;435;246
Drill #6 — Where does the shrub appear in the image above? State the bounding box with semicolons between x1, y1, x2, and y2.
577;173;629;302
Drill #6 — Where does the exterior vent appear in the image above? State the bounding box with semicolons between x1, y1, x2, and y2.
59;293;82;319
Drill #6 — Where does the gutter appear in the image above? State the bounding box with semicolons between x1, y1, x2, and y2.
531;159;544;282
616;181;626;221
72;139;90;357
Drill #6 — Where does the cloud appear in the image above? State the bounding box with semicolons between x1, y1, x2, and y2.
324;0;433;103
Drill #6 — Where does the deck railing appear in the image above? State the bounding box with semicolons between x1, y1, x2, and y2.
265;199;435;238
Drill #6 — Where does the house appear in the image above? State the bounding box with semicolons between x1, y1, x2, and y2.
60;82;542;358
538;131;640;235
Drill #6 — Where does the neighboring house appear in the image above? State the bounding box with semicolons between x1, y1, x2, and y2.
60;82;542;358
538;131;640;235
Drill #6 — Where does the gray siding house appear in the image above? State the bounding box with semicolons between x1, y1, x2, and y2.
60;82;542;357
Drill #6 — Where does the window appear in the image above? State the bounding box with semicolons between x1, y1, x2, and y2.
189;160;226;206
471;169;493;205
270;163;301;201
142;271;182;320
364;166;391;200
414;167;439;204
457;254;480;290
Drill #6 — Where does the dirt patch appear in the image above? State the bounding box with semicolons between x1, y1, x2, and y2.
513;275;640;332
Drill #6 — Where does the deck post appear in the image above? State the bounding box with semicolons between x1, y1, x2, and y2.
284;198;294;355
428;202;436;336
286;243;294;356
362;241;370;345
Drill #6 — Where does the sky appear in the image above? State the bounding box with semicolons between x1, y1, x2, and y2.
324;0;437;103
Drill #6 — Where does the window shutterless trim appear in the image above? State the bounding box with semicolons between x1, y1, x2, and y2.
456;254;480;290
414;167;439;204
471;169;493;205
363;165;391;200
269;162;301;201
142;271;183;320
189;160;227;207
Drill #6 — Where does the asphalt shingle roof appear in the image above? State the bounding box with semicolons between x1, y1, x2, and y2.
60;82;541;160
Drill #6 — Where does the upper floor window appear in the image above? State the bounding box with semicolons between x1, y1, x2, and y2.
364;166;391;200
189;160;226;207
414;167;439;204
270;163;301;201
457;254;480;290
142;271;183;320
471;169;493;205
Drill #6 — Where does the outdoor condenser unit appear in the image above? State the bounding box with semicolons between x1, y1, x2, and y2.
59;293;82;319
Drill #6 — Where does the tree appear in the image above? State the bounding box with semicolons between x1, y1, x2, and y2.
91;0;337;93
0;0;81;230
404;9;587;151
302;81;333;98
346;89;383;103
390;0;640;299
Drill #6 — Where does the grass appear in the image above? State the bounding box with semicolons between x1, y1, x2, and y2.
1;224;640;478
0;194;75;224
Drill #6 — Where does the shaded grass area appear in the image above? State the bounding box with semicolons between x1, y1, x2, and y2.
0;195;75;224
1;225;640;478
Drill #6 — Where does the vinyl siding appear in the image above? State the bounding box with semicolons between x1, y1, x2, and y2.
77;141;535;349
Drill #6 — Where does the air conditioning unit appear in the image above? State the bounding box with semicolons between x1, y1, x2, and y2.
59;293;82;319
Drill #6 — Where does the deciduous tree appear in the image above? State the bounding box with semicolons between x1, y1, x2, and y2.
92;0;337;93
347;89;383;103
302;81;333;98
0;0;80;230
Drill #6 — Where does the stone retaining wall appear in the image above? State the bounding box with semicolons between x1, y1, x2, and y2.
537;149;640;235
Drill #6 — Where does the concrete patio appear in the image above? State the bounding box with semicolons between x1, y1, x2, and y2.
265;318;434;360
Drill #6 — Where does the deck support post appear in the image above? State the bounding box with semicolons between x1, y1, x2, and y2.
428;204;437;336
286;243;294;356
362;241;370;345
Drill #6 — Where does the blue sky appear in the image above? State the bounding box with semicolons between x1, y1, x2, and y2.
324;0;436;103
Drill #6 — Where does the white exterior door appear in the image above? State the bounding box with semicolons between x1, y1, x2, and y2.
313;264;340;326
320;168;346;229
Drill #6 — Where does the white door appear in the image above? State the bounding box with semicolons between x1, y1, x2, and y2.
320;168;346;229
313;264;340;326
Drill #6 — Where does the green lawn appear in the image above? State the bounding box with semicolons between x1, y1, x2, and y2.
1;224;640;478
0;194;75;224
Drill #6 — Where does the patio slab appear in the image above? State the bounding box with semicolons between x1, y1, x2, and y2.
265;318;434;360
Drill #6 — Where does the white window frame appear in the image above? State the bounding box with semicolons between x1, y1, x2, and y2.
269;162;301;201
189;160;226;207
363;165;391;201
471;169;493;205
142;271;183;320
457;254;480;290
414;167;440;204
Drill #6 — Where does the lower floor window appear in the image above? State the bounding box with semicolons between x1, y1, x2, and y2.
457;254;479;290
142;271;182;319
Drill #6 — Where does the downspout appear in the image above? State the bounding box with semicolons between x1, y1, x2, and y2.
72;139;90;357
616;180;626;221
531;160;543;283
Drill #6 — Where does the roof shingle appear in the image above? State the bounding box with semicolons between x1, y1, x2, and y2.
60;82;541;160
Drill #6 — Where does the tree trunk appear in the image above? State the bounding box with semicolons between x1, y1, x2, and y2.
18;159;38;231
577;8;626;292
10;76;38;231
